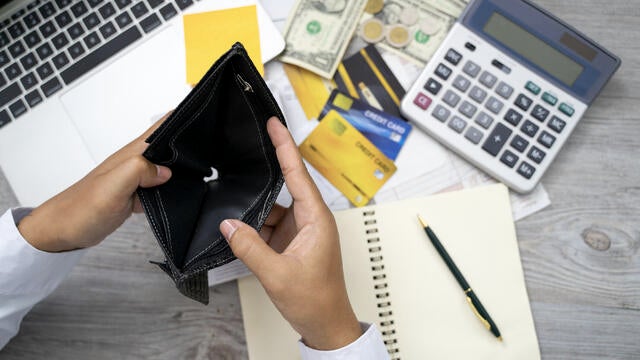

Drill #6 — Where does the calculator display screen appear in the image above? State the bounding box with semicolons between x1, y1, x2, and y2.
483;12;584;86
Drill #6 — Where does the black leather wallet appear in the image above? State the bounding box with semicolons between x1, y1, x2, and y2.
137;43;285;304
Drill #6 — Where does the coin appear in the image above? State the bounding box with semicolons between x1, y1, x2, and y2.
364;0;384;14
386;24;411;48
419;15;442;35
399;6;419;26
361;18;385;43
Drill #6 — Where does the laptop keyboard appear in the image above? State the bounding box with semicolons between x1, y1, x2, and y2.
0;0;196;129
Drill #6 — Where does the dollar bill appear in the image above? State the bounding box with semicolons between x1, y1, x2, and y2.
359;0;456;65
423;0;466;18
280;0;368;79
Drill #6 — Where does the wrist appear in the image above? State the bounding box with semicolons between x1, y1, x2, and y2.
299;305;362;351
17;209;68;252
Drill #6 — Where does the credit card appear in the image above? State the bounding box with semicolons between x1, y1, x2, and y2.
320;90;412;160
300;110;397;207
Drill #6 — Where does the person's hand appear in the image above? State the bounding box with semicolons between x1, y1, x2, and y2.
220;117;362;350
18;113;173;252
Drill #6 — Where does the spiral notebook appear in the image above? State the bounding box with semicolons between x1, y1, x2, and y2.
238;184;541;359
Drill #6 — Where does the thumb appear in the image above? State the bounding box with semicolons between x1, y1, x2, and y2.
221;219;280;277
110;157;172;195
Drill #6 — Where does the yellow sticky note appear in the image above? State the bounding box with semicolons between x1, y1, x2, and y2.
183;5;262;85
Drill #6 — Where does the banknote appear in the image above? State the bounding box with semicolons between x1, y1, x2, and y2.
357;0;456;65
280;0;368;79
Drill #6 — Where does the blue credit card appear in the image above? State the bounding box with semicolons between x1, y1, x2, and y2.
319;90;412;160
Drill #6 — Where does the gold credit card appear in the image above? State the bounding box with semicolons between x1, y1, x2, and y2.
300;110;396;207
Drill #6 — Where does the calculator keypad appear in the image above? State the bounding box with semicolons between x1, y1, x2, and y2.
405;33;583;192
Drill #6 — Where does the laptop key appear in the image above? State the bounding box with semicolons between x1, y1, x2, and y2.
52;52;70;69
25;89;44;108
9;99;27;118
115;0;133;9
39;20;56;37
149;0;164;9
99;3;116;19
55;0;73;9
5;63;22;80
0;50;9;67
159;3;177;20
88;0;105;8
68;22;85;40
0;110;10;129
0;31;9;47
0;83;22;108
0;73;5;87
175;0;194;10
115;12;132;28
55;11;73;28
9;41;26;57
36;43;54;60
52;33;69;49
83;12;101;30
39;2;57;19
8;23;25;39
99;21;117;38
24;31;42;48
140;13;161;33
24;12;42;28
131;2;149;18
84;31;101;49
36;62;54;80
41;76;62;97
71;2;89;17
20;72;38;90
61;26;142;85
68;42;86;59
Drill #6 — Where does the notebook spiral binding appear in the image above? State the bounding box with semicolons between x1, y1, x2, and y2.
363;209;400;359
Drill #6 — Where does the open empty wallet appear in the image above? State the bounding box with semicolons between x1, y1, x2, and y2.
137;43;285;304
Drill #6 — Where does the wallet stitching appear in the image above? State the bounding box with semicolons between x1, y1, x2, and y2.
155;189;175;261
182;79;273;270
138;189;174;268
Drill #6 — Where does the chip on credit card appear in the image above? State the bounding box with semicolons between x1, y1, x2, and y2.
300;109;397;207
320;90;412;160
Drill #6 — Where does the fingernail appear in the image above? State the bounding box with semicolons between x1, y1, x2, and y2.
221;220;239;242
156;165;171;180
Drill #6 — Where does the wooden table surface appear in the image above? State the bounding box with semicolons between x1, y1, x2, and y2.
1;0;638;359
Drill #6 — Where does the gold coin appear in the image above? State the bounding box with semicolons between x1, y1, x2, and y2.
386;24;411;48
361;18;385;43
364;0;384;14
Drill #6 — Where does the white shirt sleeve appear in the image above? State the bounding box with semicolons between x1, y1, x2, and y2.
0;208;86;349
298;322;390;360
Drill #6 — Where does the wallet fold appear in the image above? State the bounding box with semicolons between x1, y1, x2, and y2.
137;43;285;304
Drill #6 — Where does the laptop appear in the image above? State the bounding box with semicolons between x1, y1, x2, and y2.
0;0;285;206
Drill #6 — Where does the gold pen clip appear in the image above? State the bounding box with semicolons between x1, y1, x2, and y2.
466;296;491;330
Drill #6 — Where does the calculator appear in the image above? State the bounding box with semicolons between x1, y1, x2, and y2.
400;0;620;193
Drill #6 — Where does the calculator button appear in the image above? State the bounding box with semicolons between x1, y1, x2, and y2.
500;150;519;168
413;93;432;110
462;60;480;78
479;71;497;89
442;90;460;107
510;135;529;153
515;93;533;111
424;78;442;95
542;92;558;106
504;108;523;126
459;101;477;119
464;126;484;144
482;123;512;156
495;81;513;99
525;81;541;95
444;48;462;65
448;116;467;133
465;42;476;51
559;103;574;117
475;112;493;129
469;86;487;104
432;105;450;122
527;146;546;164
537;130;556;148
531;104;550;122
485;96;503;115
435;63;452;80
548;116;566;133
521;120;539;138
517;161;536;179
452;75;471;93
491;59;511;74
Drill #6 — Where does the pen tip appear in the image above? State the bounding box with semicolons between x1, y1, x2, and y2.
417;214;427;227
498;336;503;342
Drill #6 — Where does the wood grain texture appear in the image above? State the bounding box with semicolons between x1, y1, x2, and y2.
1;0;639;358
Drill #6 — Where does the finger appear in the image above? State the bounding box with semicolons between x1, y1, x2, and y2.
132;194;144;213
264;204;287;227
267;117;322;207
106;157;172;202
221;219;281;278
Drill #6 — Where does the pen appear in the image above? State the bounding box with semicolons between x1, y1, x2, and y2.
417;215;502;341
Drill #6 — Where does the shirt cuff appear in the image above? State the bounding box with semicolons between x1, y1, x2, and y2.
297;322;390;360
0;208;86;295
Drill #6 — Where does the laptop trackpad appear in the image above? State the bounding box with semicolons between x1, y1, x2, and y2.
60;25;192;163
